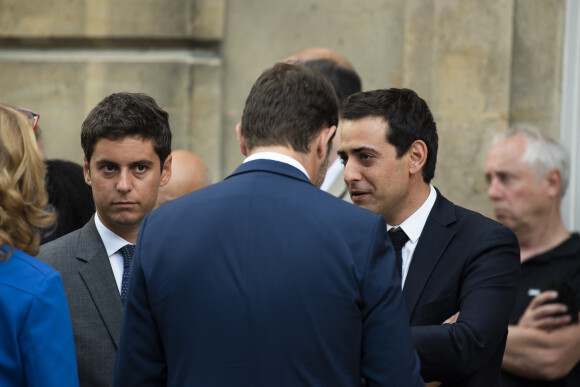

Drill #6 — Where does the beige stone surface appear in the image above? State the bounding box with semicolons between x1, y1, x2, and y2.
0;0;224;39
221;0;406;177
189;62;222;178
0;52;221;181
0;0;567;218
407;0;516;216
510;0;565;138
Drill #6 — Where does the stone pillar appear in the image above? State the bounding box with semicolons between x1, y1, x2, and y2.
403;0;516;215
0;0;225;182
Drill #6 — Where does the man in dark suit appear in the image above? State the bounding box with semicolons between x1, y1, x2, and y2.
114;63;423;386
338;88;520;386
38;92;172;387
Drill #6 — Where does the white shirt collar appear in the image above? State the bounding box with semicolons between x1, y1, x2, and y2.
243;152;310;181
388;185;437;243
94;213;133;257
320;157;343;192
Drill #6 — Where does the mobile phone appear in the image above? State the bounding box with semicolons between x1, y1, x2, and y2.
544;280;579;323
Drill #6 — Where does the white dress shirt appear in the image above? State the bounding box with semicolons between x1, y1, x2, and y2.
387;185;437;289
94;214;134;293
243;152;310;180
320;157;343;192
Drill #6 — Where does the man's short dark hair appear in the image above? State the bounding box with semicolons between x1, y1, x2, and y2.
241;62;339;153
303;59;362;102
81;92;172;167
340;88;438;183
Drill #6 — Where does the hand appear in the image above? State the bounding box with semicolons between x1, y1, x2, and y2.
518;291;571;331
443;311;459;324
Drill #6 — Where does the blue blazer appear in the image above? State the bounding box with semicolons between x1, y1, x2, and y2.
404;190;520;386
114;159;423;387
0;247;78;387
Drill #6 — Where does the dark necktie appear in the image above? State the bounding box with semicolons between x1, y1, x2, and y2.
388;227;409;278
119;244;136;304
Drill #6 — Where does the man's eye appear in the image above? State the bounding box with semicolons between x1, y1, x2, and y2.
498;174;513;184
360;153;373;161
135;165;147;173
103;165;116;172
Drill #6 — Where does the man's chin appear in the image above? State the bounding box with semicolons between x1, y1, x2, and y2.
350;195;373;210
110;214;143;229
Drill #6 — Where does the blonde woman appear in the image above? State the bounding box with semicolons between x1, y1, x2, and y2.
0;104;78;386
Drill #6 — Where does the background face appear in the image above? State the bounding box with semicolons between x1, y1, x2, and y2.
485;136;551;234
339;116;410;224
84;136;169;237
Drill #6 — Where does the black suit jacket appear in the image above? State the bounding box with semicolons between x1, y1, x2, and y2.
405;189;520;386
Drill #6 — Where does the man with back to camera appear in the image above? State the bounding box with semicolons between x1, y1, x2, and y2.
338;88;521;386
287;47;362;200
485;126;580;386
38;92;172;387
114;63;423;387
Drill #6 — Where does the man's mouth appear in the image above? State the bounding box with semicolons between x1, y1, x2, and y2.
349;189;370;201
113;202;137;208
493;208;508;218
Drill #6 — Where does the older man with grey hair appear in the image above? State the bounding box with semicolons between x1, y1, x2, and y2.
485;125;580;387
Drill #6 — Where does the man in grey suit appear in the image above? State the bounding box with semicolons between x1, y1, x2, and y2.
38;92;172;387
287;47;362;201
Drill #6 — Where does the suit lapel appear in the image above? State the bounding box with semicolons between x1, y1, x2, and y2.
77;220;124;348
403;191;456;320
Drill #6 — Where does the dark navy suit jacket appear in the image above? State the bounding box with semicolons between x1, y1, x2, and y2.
405;189;520;386
114;159;423;387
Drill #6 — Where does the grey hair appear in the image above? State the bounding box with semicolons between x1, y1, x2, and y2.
492;125;570;197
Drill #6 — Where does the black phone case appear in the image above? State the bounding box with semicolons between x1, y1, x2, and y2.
544;280;579;323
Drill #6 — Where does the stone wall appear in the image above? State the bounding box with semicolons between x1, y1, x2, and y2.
0;0;566;218
0;0;225;173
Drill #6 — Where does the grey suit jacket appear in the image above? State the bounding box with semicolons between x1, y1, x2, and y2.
38;216;123;387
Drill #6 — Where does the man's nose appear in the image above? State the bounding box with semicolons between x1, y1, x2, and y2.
343;160;361;185
487;177;502;200
116;169;132;192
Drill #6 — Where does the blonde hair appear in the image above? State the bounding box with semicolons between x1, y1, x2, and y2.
0;105;55;260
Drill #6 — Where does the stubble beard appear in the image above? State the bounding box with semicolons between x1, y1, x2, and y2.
314;145;331;188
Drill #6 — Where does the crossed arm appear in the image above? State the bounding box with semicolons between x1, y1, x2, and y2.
502;290;580;380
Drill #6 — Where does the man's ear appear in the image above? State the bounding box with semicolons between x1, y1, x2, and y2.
407;140;428;175
236;122;248;156
160;153;172;187
317;125;337;159
545;168;562;198
83;156;92;186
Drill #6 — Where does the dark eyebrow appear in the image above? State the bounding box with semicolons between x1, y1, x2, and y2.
94;159;155;168
95;159;119;168
338;146;378;158
130;160;155;167
349;146;379;155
